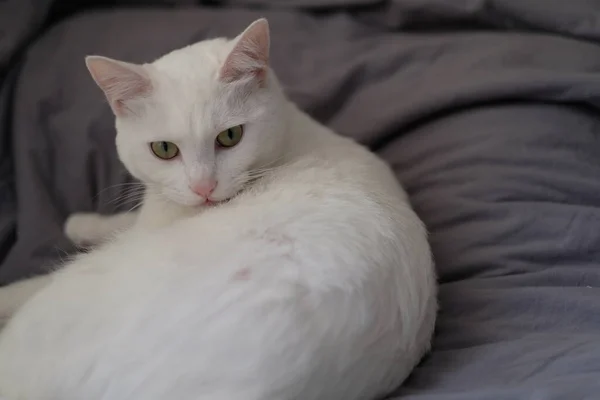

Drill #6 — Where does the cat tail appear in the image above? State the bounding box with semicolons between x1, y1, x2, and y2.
0;274;51;326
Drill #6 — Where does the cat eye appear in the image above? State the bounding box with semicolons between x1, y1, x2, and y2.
150;141;179;160
216;125;244;148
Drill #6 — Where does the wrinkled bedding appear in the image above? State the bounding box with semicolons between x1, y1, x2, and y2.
2;0;600;398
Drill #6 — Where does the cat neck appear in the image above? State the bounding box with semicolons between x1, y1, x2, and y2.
283;101;345;161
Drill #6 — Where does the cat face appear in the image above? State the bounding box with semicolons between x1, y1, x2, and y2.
86;19;288;207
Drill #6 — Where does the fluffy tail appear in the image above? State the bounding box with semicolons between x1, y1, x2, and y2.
0;274;51;327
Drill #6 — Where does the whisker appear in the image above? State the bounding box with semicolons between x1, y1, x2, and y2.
256;155;286;169
93;182;146;200
106;190;145;205
111;194;145;206
105;189;146;211
125;202;143;214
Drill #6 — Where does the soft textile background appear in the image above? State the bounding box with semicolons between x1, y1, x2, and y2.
2;1;600;398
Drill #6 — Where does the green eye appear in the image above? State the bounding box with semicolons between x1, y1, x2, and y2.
216;125;243;148
150;141;179;160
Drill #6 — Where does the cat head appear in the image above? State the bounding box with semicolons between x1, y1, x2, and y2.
86;19;289;207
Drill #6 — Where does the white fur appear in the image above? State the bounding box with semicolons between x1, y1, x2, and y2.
65;212;138;246
0;19;436;400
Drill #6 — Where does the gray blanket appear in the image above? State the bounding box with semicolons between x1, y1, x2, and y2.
2;0;600;398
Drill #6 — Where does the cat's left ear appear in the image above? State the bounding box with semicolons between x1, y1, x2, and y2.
220;18;270;85
85;56;153;117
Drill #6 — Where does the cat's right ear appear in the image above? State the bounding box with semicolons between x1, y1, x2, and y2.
219;18;270;85
85;56;152;117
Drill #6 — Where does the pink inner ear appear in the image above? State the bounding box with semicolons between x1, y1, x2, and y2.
220;19;270;84
86;56;152;116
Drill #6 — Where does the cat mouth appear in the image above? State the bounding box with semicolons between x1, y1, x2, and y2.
201;186;244;207
203;197;231;207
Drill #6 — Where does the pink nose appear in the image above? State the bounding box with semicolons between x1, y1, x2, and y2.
190;180;217;198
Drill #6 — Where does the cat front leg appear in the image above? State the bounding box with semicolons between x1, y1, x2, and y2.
64;211;139;247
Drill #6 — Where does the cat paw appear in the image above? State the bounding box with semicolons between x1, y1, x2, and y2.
64;213;105;247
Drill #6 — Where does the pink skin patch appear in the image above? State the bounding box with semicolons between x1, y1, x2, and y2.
233;268;251;281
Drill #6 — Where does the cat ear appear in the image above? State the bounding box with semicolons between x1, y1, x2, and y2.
219;18;270;84
85;55;153;117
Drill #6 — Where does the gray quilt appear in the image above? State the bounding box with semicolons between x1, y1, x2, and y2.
2;0;600;398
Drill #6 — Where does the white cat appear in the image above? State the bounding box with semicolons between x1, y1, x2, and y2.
0;19;436;400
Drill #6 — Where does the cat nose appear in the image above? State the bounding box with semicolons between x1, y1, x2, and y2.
190;180;217;198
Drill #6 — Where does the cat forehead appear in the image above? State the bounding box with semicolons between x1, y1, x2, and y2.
148;38;236;108
152;38;233;77
123;36;265;138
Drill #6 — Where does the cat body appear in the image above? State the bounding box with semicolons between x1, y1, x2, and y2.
0;20;436;400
